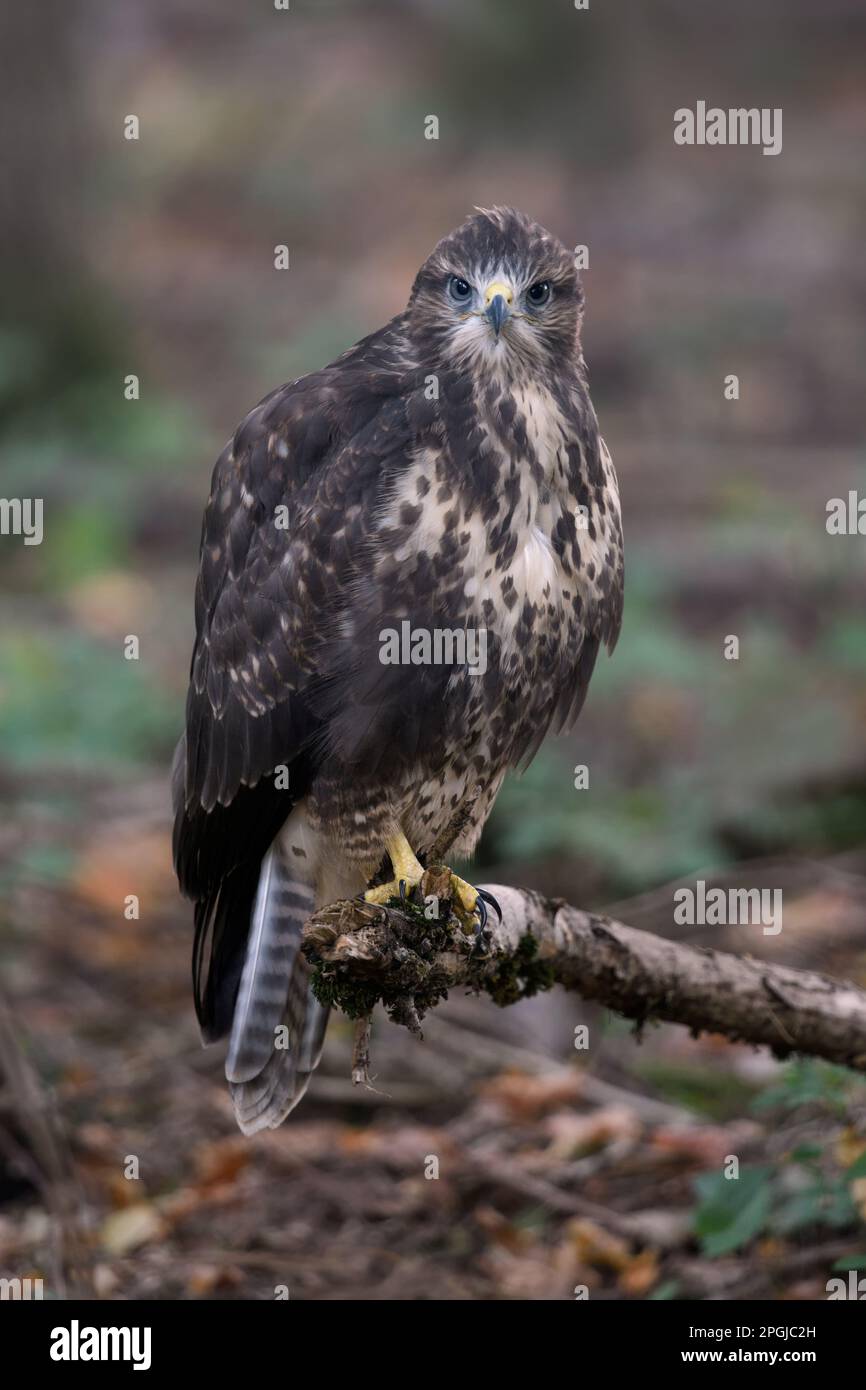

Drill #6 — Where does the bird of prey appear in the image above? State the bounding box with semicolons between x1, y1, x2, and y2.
173;206;624;1134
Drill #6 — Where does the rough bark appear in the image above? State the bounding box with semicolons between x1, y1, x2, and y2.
303;875;866;1073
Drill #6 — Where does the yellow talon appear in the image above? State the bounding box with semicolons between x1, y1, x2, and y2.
448;874;479;921
363;831;484;932
364;830;425;905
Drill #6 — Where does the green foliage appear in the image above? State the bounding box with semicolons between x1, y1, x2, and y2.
847;1150;866;1180
692;1061;866;1257
649;1279;681;1301
634;1059;757;1120
693;1166;774;1257
43;504;129;585
822;617;866;676
693;1156;858;1257
751;1060;855;1118
0;629;177;771
0;292;120;435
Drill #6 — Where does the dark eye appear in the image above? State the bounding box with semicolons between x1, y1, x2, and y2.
449;276;472;302
527;280;551;307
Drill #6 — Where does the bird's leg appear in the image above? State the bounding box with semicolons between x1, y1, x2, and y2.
364;830;500;954
448;879;501;955
364;830;426;905
448;874;480;922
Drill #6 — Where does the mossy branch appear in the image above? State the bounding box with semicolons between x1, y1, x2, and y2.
303;875;866;1072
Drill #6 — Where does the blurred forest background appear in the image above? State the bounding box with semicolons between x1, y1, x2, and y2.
1;0;866;1300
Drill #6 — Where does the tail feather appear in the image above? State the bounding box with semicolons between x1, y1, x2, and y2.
225;842;329;1133
229;973;329;1134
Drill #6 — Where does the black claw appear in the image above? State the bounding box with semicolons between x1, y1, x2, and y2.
477;888;503;923
472;894;492;956
399;879;408;906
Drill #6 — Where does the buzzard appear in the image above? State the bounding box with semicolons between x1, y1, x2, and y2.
173;207;624;1133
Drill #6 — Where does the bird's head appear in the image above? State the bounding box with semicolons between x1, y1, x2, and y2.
407;206;585;381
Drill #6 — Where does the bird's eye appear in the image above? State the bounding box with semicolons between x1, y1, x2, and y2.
449;276;472;303
527;281;551;307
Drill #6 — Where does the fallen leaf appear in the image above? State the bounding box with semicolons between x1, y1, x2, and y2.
651;1122;759;1166
836;1127;866;1171
566;1218;632;1271
542;1106;641;1160
187;1264;243;1296
618;1248;659;1295
480;1068;584;1121
101;1203;165;1256
193;1137;250;1189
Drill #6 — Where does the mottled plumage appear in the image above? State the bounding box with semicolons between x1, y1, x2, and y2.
173;207;624;1132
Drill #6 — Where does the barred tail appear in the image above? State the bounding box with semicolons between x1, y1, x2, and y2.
225;843;329;1134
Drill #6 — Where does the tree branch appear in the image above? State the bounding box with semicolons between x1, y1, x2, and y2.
303;876;866;1073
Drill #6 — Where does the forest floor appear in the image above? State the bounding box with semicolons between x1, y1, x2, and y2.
2;775;866;1301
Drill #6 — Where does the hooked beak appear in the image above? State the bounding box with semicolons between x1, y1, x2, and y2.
483;280;513;338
